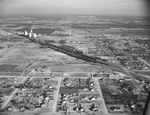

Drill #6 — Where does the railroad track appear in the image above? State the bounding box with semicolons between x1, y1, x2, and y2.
26;37;124;73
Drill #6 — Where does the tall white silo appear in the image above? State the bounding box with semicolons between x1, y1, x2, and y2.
33;33;37;38
29;32;32;38
24;31;28;36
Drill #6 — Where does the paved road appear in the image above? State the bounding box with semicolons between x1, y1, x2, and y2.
0;74;31;110
93;78;108;114
52;77;62;112
1;89;18;110
0;65;35;110
138;57;150;67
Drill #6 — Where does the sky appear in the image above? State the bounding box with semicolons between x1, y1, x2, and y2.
0;0;149;16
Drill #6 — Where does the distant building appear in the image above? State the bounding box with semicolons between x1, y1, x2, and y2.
109;74;120;80
23;29;40;38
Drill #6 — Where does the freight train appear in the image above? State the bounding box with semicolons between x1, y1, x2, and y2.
27;37;110;66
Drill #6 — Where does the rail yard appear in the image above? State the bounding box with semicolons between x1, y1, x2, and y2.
0;14;150;115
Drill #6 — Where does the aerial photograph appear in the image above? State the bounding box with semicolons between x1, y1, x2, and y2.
0;0;150;115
